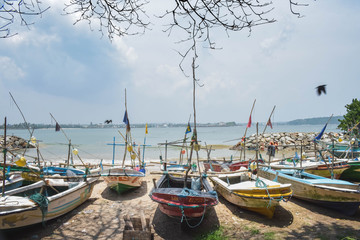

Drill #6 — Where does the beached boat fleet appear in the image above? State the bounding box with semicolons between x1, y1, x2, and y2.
1;93;360;232
1;125;360;231
0;91;148;230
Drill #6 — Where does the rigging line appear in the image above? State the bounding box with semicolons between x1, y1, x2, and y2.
49;113;71;142
37;148;68;161
9;92;31;136
74;147;103;160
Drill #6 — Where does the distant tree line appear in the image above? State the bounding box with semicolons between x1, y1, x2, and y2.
286;116;343;125
0;117;345;130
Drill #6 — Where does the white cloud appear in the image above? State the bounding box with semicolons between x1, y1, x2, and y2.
112;38;138;65
0;56;25;82
260;20;294;56
1;1;360;124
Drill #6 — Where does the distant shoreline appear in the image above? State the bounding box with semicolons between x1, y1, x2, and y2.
0;116;343;130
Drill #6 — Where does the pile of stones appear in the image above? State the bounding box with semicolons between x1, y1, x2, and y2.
0;135;36;149
231;132;344;151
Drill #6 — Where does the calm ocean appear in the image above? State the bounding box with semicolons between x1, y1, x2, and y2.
5;124;339;166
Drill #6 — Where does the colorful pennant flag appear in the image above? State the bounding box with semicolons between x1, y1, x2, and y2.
267;118;273;129
247;115;252;128
145;123;148;134
185;123;191;134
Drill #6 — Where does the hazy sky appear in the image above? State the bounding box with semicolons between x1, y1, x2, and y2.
1;1;359;125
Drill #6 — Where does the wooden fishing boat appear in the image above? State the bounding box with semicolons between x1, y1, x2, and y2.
228;161;251;172
270;158;349;179
258;167;360;216
304;161;349;179
149;173;218;220
102;89;146;194
160;162;189;172
102;167;145;194
326;141;360;158
0;176;98;229
0;173;24;193
203;161;231;172
209;172;292;218
20;166;87;181
340;159;360;182
203;159;253;172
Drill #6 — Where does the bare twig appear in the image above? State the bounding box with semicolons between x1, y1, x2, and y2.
63;0;150;40
0;0;50;38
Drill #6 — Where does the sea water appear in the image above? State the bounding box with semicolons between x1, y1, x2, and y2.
5;124;340;166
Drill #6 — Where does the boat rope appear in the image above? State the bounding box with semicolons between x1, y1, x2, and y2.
226;176;230;186
29;192;49;226
5;166;10;180
123;168;129;177
209;161;214;171
83;167;89;181
180;200;207;228
255;177;273;208
273;172;279;182
327;156;334;179
166;174;171;188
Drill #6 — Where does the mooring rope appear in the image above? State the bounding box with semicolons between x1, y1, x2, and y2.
255;177;273;208
180;200;207;228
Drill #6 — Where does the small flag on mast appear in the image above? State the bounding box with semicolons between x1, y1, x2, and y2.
247;115;252;128
145;123;148;134
185;123;191;134
123;110;130;132
55;123;61;132
267;118;273;129
314;123;328;141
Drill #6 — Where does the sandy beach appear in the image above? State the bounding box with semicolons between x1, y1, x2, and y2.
2;154;360;240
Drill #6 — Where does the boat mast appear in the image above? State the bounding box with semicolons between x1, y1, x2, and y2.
263;105;276;134
122;88;128;168
2;117;7;196
9;92;44;167
184;55;202;187
241;99;256;161
256;122;259;172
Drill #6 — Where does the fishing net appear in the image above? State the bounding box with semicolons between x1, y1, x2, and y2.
30;192;49;226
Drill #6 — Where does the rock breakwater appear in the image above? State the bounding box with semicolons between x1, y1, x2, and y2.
0;135;36;150
231;132;343;150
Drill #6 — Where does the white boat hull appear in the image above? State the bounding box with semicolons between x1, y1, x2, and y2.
0;178;97;229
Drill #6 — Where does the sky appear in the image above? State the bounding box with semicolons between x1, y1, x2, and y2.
0;1;359;125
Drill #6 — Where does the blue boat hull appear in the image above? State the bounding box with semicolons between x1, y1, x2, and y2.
258;167;360;216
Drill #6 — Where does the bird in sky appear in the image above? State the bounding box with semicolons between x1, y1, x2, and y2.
316;85;327;96
104;120;112;124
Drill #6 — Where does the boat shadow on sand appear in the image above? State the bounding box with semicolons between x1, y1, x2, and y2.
285;198;360;239
289;197;360;220
152;206;220;240
217;195;294;228
101;180;148;201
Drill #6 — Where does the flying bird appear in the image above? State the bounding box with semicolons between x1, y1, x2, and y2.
316;85;327;96
104;120;112;124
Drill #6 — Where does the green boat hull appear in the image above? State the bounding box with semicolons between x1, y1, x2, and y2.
110;182;138;194
340;162;360;182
